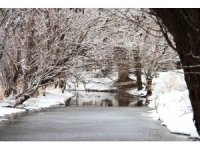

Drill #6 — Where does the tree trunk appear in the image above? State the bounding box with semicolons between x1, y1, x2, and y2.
4;88;12;97
117;63;131;82
59;80;66;93
146;77;153;96
14;94;30;108
136;64;143;90
114;46;133;83
152;9;200;135
133;47;143;90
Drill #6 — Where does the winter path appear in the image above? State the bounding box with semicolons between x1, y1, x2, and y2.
0;106;189;141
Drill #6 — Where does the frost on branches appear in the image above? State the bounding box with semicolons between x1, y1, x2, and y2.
0;9;177;108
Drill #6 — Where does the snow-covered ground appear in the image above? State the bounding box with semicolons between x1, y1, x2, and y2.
66;71;138;91
0;107;26;121
0;88;73;121
67;71;118;91
147;70;199;138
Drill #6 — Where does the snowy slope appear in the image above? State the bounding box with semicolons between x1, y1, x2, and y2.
0;88;73;121
22;88;73;111
148;70;199;137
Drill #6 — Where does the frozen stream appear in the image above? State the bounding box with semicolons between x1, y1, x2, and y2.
0;91;190;141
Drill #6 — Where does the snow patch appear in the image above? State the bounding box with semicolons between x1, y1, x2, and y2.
0;88;73;121
67;71;117;91
0;107;26;117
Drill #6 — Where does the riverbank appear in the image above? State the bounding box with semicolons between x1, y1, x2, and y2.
0;71;118;121
149;70;199;138
0;88;73;121
128;70;200;139
0;71;133;121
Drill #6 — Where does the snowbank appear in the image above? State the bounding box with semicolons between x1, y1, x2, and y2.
67;71;139;91
148;70;199;137
0;107;26;119
22;88;73;111
0;88;73;121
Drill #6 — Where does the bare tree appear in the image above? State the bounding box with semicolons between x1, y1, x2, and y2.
0;9;102;107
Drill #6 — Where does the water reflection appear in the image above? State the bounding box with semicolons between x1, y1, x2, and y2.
67;91;142;107
0;111;28;125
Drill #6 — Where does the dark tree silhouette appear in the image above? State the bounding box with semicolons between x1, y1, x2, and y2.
152;9;200;135
133;47;143;90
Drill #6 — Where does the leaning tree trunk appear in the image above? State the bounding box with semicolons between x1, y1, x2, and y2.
152;9;200;135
